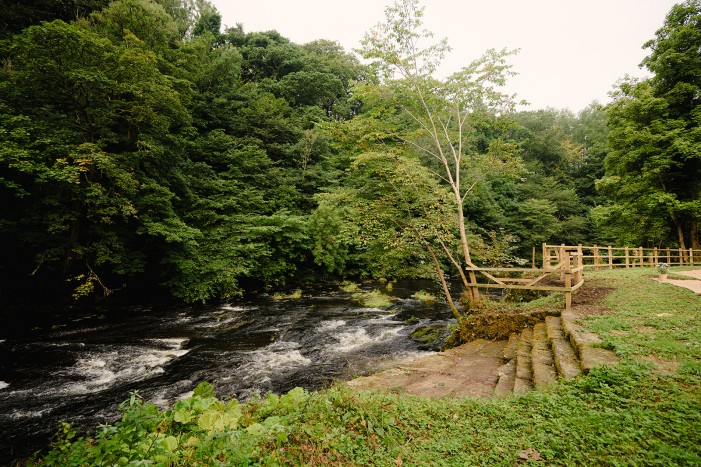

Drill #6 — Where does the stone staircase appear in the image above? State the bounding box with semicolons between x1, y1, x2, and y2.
348;309;619;399
494;310;619;396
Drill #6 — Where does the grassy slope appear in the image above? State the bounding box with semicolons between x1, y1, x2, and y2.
32;269;700;466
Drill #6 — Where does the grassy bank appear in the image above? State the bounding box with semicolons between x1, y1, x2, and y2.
30;269;700;466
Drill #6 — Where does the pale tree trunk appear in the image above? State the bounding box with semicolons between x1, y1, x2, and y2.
425;243;462;321
457;203;479;303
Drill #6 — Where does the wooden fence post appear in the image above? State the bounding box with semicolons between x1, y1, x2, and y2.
625;247;630;268
564;251;572;310
690;249;694;266
578;244;583;268
574;251;583;285
532;246;536;269
654;247;658;267
666;248;671;264
593;245;600;270
560;244;566;280
608;246;613;269
542;243;548;269
638;247;644;267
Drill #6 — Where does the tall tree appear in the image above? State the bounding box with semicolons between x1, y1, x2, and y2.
350;0;522;310
598;0;701;252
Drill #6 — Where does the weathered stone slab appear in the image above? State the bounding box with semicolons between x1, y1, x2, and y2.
550;337;582;379
348;339;508;398
503;333;520;360
545;316;582;379
545;315;566;341
515;329;533;381
513;376;533;394
531;323;557;389
494;359;516;396
579;346;620;373
561;310;619;373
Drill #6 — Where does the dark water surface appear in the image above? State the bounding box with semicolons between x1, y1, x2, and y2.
0;280;455;464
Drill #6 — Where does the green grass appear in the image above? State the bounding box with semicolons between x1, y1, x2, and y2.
584;268;701;367
32;269;701;466
271;289;303;300
352;289;393;308
339;281;360;293
410;290;436;302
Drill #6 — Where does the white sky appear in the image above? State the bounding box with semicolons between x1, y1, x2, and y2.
212;0;680;113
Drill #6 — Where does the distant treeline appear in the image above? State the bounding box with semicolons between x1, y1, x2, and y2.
0;0;698;305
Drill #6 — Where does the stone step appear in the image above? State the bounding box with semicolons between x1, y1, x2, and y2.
494;359;516;396
503;333;520;360
561;310;619;373
531;323;557;389
513;328;534;394
545;316;582;379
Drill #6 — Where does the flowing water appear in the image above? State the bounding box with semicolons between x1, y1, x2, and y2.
0;280;455;464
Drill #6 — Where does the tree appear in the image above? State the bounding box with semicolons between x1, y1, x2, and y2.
0;16;192;299
355;0;522;310
599;0;701;252
0;0;111;39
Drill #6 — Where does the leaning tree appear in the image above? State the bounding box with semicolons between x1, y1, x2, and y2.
353;0;523;314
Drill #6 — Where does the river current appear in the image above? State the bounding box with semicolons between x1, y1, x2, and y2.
0;280;455;464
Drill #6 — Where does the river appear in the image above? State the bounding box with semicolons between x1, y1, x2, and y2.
0;280;455;464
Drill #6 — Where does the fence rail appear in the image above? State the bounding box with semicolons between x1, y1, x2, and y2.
464;243;697;311
542;243;700;270
465;250;584;310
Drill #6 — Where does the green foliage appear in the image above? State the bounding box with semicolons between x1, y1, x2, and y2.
312;151;456;279
32;268;701;466
600;0;701;249
0;0;366;303
35;368;701;465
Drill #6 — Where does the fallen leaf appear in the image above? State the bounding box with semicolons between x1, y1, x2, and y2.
518;448;543;462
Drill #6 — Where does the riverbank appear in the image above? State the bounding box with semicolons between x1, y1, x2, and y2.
27;268;701;466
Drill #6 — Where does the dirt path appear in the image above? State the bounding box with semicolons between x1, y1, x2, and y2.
654;269;701;294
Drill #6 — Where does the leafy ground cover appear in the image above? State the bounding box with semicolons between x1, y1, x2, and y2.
30;269;700;466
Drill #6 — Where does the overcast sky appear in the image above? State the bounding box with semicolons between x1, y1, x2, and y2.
211;0;680;113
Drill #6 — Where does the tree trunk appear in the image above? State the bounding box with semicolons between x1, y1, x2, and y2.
456;204;479;303
691;218;699;262
425;243;461;322
671;212;687;264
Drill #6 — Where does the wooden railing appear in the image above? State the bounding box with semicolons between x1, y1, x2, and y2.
465;250;584;310
542;243;700;270
463;242;697;311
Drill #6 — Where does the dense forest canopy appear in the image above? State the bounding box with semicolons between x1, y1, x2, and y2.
0;0;698;305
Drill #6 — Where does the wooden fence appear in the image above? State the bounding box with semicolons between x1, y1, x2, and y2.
542;243;701;270
464;243;697;311
465;250;584;310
